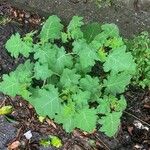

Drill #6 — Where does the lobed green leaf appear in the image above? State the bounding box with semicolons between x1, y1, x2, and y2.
40;15;63;42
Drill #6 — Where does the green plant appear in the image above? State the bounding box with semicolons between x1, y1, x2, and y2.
126;32;150;88
0;105;13;115
40;135;62;148
0;15;136;137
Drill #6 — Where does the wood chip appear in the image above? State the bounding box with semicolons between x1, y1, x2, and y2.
8;141;20;150
46;118;57;129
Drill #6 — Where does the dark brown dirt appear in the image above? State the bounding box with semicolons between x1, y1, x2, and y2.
3;0;150;38
0;2;150;150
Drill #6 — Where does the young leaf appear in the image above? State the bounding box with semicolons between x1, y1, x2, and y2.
50;136;62;148
75;107;97;132
55;103;76;132
67;16;84;40
103;72;131;94
98;47;107;62
21;41;33;57
5;33;33;58
50;46;73;74
34;43;56;64
0;60;33;99
38;116;46;123
79;75;101;99
110;95;127;112
15;60;34;84
60;69;81;88
101;23;119;37
0;73;20;97
99;112;122;137
72;90;91;108
5;33;22;58
73;40;98;69
29;85;61;118
90;32;108;50
61;32;68;43
34;62;53;80
74;61;92;74
103;46;136;74
40;15;63;42
0;73;31;99
90;24;119;50
40;138;51;147
0;105;13;115
97;97;111;114
105;37;124;49
97;95;127;114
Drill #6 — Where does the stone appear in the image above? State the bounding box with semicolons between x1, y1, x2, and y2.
0;116;17;149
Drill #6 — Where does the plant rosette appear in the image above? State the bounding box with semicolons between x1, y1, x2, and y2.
0;15;137;137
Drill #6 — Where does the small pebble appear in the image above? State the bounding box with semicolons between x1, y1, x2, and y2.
24;130;32;140
133;120;149;131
